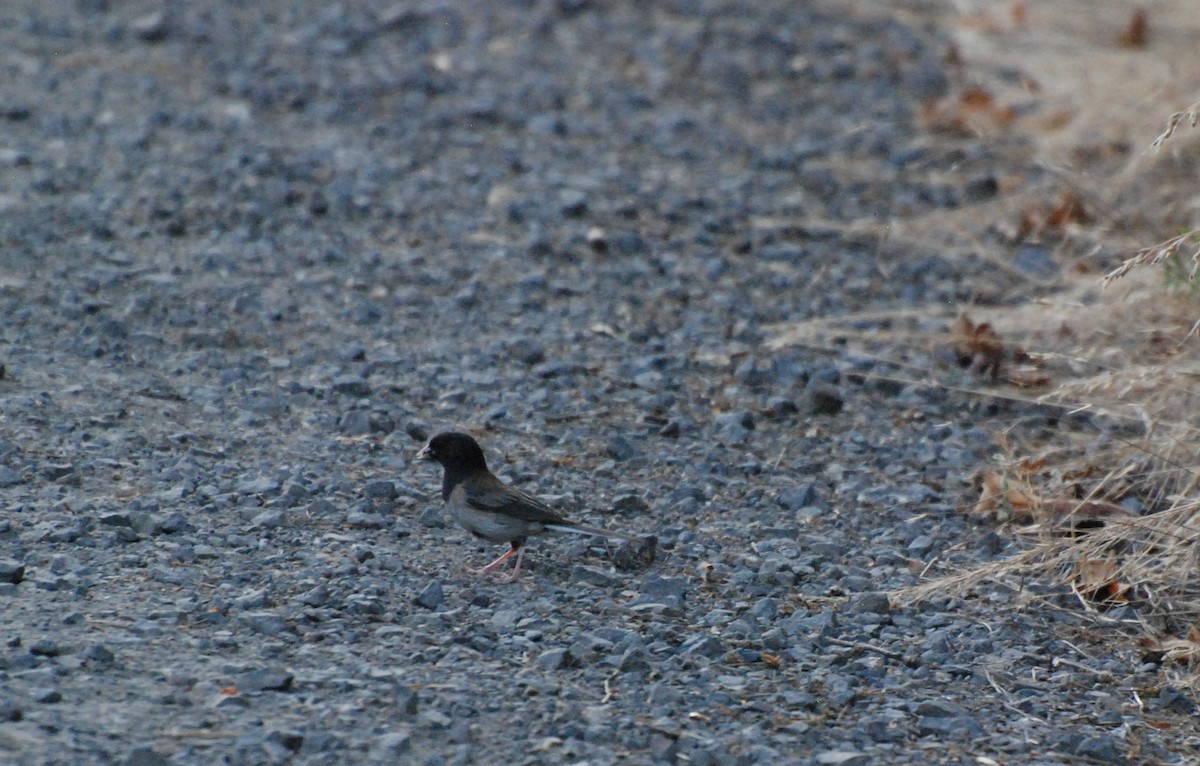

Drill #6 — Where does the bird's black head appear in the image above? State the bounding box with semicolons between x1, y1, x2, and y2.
415;431;489;474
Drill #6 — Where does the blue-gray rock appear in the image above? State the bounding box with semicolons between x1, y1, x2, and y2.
414;581;443;610
332;375;371;397
0;560;24;584
858;715;904;743
417;507;444;528
394;688;419;717
85;643;116;668
1013;244;1057;277
156;513;197;535
338;410;372;435
816;752;870;766
238;612;288;637
559;190;588;217
235;589;270;610
611;494;648;515
915;699;967;717
801;381;843;416
641;575;688;599
238;476;281;496
1156;686;1196;714
123;746;171;766
571;565;620;588
917;715;982;739
680;635;725;658
618;647;652;673
757;243;804;262
963;174;999;202
308;499;338;516
907;535;934;556
42;463;74;480
263;730;304;754
30;639;61;657
347;511;386;529
533;361;585;379
405;422;430;442
535;647;574;670
734;358;776;386
1074;735;1121;762
767;397;799;417
299;585;330;607
0;467;21;487
507;337;545;365
363;480;398;500
812;366;841;385
280;482;309;506
714;411;754;431
849;592;891;615
374;729;412;758
0;700;20;722
778;484;820;510
240;667;294;692
606;435;637;462
33;688;62;704
250;510;286;529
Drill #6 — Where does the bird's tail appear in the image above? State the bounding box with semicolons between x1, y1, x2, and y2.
546;522;654;547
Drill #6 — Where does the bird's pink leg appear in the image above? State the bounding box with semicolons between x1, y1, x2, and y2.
505;545;528;582
475;543;518;576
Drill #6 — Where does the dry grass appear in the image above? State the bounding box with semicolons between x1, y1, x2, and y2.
789;1;1200;677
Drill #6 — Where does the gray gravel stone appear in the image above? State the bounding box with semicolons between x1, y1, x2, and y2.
123;746;171;766
0;560;25;584
364;480;398;500
535;648;574;670
238;612;289;637
849;593;891;615
571;565;621;588
413;581;443;610
801;382;844;416
680;635;725;658
0;467;22;487
239;667;295;693
606;435;638;462
417;508;445;528
373;729;412;758
332;375;371;397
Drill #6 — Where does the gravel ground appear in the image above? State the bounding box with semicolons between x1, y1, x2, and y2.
1;1;1198;764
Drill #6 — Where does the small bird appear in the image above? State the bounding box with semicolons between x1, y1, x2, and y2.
415;431;655;580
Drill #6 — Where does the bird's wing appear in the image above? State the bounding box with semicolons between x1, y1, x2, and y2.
463;474;571;525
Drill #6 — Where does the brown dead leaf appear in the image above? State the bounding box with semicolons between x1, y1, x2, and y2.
1018;192;1090;239
1045;192;1089;229
974;469;1039;521
921;87;1017;137
952;314;1007;378
1120;8;1149;49
1072;557;1131;605
1010;2;1028;28
1061;465;1100;482
1017;457;1047;473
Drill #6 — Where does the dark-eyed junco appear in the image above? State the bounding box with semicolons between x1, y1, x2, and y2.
415;431;655;580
